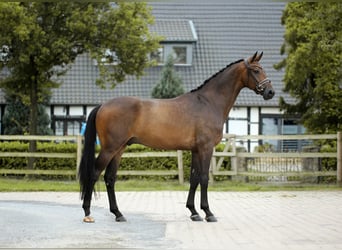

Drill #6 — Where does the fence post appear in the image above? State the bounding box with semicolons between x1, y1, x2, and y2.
177;150;184;184
231;135;238;177
337;132;342;186
76;135;83;178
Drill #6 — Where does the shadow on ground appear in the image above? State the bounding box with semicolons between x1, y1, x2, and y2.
0;200;176;249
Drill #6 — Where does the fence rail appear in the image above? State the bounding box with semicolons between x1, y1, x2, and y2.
0;132;341;184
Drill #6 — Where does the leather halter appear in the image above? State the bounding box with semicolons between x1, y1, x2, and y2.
244;59;271;94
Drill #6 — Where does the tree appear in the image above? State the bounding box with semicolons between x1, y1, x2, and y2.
275;3;342;133
151;54;184;98
0;2;160;137
3;95;52;135
0;2;160;170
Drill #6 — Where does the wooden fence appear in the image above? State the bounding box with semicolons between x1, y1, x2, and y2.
0;132;341;184
211;133;341;184
0;135;185;183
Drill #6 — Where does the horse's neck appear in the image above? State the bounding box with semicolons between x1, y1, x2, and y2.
198;65;244;121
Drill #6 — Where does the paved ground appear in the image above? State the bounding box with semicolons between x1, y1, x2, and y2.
1;191;342;249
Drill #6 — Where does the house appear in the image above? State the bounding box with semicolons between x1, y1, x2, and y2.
0;2;303;151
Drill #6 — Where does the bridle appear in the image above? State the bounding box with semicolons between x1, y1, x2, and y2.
244;59;271;94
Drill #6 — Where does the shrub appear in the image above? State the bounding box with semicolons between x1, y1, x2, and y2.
0;141;231;181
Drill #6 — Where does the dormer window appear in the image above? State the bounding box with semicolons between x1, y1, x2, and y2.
149;19;197;66
172;46;187;64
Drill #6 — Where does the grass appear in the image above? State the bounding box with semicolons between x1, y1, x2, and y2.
1;177;341;192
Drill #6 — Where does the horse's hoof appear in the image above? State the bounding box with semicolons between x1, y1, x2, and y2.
83;216;95;223
190;214;203;221
205;215;217;222
116;216;127;222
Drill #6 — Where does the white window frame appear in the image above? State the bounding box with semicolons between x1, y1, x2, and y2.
151;43;193;66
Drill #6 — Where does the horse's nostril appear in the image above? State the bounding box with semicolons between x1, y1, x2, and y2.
268;88;275;97
270;89;275;96
263;88;275;100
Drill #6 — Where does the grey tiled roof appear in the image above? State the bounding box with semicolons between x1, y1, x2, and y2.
1;3;293;107
150;19;197;42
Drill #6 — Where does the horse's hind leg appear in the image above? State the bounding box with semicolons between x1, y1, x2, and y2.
82;155;108;222
186;152;203;221
82;150;113;222
104;148;126;222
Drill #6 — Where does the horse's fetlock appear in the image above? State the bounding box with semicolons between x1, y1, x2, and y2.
186;204;194;209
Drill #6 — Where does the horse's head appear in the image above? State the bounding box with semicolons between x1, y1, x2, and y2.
243;52;275;100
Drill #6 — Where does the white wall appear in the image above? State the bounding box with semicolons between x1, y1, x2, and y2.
53;106;67;116
261;107;283;115
86;106;98;119
69;106;83;116
228;107;248;136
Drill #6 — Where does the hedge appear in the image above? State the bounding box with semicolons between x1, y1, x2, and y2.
0;141;231;181
0;141;76;171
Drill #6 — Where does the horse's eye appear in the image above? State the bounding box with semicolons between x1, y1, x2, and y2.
253;69;260;74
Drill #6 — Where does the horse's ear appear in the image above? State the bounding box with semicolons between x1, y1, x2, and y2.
251;51;258;62
256;51;263;61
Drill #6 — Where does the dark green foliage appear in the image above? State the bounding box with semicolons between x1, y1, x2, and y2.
151;54;184;98
0;141;76;171
0;2;160;135
275;2;342;133
3;97;52;135
0;142;230;181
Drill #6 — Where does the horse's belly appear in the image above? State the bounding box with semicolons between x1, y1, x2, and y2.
135;123;195;150
131;99;198;150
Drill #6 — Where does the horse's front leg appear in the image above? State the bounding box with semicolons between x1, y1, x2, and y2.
199;173;217;222
198;148;217;222
104;154;126;222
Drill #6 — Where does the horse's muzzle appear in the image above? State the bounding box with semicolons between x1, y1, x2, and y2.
263;86;275;100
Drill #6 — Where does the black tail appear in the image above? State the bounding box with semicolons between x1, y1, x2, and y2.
78;105;101;200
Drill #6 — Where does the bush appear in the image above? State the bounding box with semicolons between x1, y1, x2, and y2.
0;141;232;181
0;141;77;171
0;141;192;180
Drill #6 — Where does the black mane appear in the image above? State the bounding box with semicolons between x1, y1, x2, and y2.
190;59;244;93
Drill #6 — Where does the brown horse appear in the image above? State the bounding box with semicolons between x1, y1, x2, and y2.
78;52;274;223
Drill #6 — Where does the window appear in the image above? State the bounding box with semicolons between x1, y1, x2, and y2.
261;116;307;151
51;105;86;136
52;117;84;136
55;120;64;136
172;46;187;64
151;43;193;66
